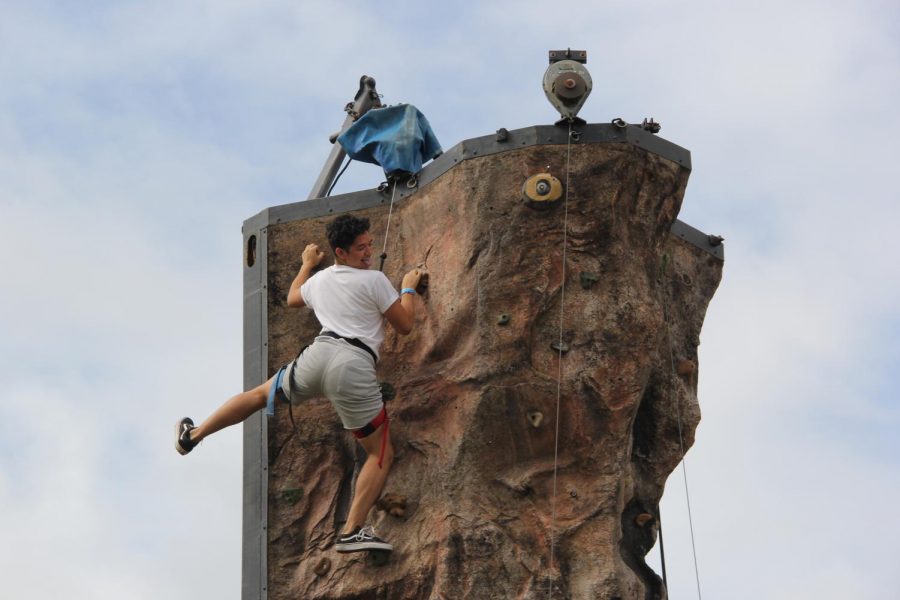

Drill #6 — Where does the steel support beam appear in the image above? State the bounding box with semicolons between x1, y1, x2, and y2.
307;76;381;200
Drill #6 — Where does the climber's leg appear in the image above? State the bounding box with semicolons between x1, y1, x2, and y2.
343;418;394;534
175;377;272;455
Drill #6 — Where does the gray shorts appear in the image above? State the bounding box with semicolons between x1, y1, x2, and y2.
280;335;383;430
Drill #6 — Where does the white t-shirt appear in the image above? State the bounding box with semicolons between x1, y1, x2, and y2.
300;265;400;358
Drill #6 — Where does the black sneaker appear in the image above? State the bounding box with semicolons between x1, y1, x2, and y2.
334;525;393;553
175;417;198;455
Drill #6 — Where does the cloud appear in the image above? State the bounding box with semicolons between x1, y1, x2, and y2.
1;0;899;598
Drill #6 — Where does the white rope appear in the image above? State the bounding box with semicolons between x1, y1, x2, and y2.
379;181;398;271
661;295;703;599
547;121;573;599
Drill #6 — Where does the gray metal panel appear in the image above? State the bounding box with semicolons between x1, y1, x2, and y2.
670;219;725;260
624;125;692;170
241;223;268;600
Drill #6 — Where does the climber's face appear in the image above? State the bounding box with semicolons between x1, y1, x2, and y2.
335;231;374;269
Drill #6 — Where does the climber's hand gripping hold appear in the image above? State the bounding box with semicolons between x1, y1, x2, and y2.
384;268;425;336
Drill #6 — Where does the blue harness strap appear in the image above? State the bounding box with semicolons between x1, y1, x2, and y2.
266;364;289;417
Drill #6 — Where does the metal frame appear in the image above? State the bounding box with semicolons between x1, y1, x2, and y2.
308;76;382;200
241;221;268;599
239;122;722;600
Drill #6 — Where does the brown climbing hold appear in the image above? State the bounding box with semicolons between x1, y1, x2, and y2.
522;172;563;209
551;340;570;354
635;513;654;527
314;557;331;577
527;411;544;428
376;493;408;518
677;359;695;376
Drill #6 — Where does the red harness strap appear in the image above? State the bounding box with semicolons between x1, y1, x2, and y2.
352;406;390;468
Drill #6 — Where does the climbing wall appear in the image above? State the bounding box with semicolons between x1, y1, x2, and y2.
256;136;722;600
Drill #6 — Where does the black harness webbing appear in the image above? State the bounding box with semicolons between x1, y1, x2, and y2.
320;330;378;364
272;336;387;466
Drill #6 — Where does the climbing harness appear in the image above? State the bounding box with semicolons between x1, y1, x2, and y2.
267;335;388;467
660;290;704;599
267;344;311;438
547;120;574;599
321;330;378;364
352;405;390;469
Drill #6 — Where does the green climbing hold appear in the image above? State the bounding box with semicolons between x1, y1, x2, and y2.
579;271;599;289
379;381;396;401
281;487;304;505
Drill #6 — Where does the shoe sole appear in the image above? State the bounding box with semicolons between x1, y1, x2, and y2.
175;420;193;455
335;541;393;553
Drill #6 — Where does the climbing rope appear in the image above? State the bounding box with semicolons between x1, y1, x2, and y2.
378;179;399;272
547;120;574;599
661;291;703;599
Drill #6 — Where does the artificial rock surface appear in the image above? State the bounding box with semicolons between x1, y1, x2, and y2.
263;141;722;600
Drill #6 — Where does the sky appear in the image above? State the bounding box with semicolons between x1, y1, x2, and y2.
1;1;898;598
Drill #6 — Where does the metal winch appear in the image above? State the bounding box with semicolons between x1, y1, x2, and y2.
543;49;592;123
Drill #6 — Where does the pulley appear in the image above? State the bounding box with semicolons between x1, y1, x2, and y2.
543;49;592;123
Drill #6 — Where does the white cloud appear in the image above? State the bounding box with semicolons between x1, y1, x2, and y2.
1;0;898;598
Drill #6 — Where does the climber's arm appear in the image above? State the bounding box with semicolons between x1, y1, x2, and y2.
286;244;325;308
384;268;424;335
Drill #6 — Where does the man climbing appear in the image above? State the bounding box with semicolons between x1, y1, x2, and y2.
174;214;424;554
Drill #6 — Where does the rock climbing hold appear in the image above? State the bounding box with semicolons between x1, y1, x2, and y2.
367;548;391;567
523;173;563;209
376;493;408;519
281;487;304;506
676;360;695;377
514;483;533;497
497;314;511;326
416;272;430;294
657;253;671;281
579;271;600;289
551;340;570;354
527;411;544;428
313;557;332;577
635;513;654;527
379;381;396;401
496;128;509;142
569;490;578;498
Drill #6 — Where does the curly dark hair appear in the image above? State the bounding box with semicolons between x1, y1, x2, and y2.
326;214;370;253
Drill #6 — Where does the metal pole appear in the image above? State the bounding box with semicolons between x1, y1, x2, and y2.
307;75;381;199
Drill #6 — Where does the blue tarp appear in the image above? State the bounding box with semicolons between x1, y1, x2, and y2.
337;104;442;176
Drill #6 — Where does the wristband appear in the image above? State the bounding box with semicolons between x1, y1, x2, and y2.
401;288;417;296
